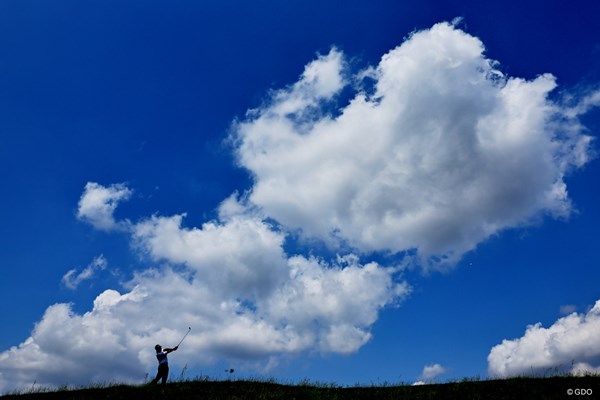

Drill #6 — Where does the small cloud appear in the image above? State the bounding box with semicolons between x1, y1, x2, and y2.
572;362;600;376
560;304;577;315
77;182;132;231
419;363;447;382
61;255;108;290
450;16;465;27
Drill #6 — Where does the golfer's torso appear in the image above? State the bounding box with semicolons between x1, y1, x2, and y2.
156;351;168;364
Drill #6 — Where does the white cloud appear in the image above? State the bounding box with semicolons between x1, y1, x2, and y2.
0;210;408;392
61;255;108;290
564;89;600;118
488;300;600;377
77;182;132;231
419;363;447;381
132;213;289;301
572;362;600;376
413;362;447;385
264;254;409;354
233;22;594;267
263;47;346;118
130;211;409;355
0;289;149;391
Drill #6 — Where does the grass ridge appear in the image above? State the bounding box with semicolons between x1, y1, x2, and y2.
2;375;599;400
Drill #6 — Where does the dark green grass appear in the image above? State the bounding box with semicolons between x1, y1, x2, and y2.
2;375;599;400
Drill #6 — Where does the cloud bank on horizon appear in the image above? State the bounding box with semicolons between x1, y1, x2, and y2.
1;22;598;390
488;300;600;377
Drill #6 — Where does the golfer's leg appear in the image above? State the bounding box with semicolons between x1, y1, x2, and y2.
161;365;169;385
150;368;161;384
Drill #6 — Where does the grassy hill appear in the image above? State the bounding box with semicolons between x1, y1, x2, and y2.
2;376;599;400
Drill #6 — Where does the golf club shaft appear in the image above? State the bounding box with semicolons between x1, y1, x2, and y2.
177;327;191;347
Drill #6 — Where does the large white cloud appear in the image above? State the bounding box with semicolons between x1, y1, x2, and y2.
233;22;593;266
0;190;408;392
130;209;408;356
488;300;600;377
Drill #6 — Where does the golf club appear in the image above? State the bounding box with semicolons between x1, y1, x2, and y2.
176;327;191;348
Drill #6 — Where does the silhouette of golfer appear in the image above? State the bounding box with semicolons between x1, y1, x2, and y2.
150;344;178;385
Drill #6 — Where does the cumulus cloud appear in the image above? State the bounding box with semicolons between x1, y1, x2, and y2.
420;363;447;380
488;300;600;377
77;182;132;231
130;211;408;355
0;199;408;391
413;362;447;385
61;255;108;290
0;288;149;390
233;22;594;267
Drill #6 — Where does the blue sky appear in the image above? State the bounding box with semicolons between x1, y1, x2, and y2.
1;0;600;391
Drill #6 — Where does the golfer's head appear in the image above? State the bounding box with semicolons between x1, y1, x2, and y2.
155;344;162;352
